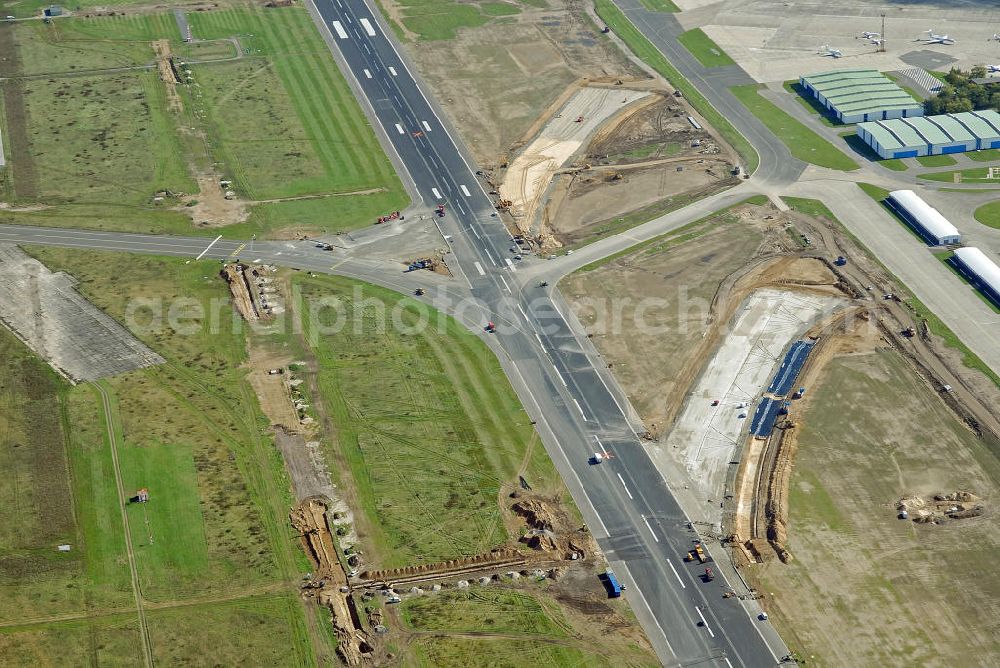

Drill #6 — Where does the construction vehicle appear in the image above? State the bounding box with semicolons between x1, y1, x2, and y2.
793;386;806;399
484;322;496;333
539;281;548;288
834;255;847;266
414;288;425;296
704;567;715;582
376;210;402;224
694;543;708;563
406;259;433;272
435;204;446;217
575;116;584;123
902;327;916;338
603;569;622;597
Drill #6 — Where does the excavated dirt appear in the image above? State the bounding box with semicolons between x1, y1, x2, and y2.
395;0;643;164
185;174;249;227
152;39;182;113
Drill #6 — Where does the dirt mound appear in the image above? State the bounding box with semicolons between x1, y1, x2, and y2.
897;491;985;524
512;498;556;532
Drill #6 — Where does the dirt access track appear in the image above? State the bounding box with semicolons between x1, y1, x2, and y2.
499;86;650;233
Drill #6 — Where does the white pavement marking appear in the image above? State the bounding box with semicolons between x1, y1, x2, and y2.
552;363;567;386
431;187;441;199
331;20;348;39
572;397;587;420
471;227;482;240
485;250;497;266
617;473;633;499
695;608;715;638
389;66;398;76
504;258;516;271
360;17;377;36
362;43;370;55
474;261;485;276
667;560;686;589
498;274;510;292
724;658;734;668
394;123;404;134
422;120;432;132
642;516;659;543
195;235;222;260
363;68;372;79
534;332;543;346
460;184;471;197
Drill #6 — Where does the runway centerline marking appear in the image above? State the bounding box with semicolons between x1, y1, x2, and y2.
194;235;222;260
642;516;659;543
695;608;715;638
667;560;686;589
616;473;633;500
331;21;348;39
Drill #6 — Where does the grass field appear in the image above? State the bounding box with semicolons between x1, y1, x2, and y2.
382;0;550;40
877;158;908;171
730;84;858;171
749;350;1000;666
974;200;1000;229
677;28;734;67
4;248;325;662
594;0;758;173
919;166;1000;183
0;7;407;238
916;154;957;167
639;0;679;10
400;587;657;667
966;148;1000;162
293;274;562;566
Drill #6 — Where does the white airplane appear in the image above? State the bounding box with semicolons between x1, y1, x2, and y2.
818;44;843;58
990;33;1000;42
861;31;880;40
922;29;955;45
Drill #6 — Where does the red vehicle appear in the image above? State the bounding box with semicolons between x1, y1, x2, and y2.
485;322;496;333
711;399;720;406
704;567;715;582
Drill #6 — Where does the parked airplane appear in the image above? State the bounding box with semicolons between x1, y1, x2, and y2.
989;65;1000;73
818;44;843;58
990;33;1000;42
860;31;880;39
922;29;955;45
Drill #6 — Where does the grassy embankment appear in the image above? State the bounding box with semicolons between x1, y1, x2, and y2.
0;7;406;238
594;0;758;173
730;84;859;171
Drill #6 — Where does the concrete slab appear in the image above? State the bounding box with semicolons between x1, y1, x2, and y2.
656;288;843;503
685;0;1000;83
0;245;164;382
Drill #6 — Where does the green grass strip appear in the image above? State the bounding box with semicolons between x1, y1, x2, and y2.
974;200;1000;229
594;0;758;173
730;84;859;171
677;28;735;67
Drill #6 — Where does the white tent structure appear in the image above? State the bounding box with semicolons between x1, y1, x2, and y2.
884;190;961;245
952;247;1000;306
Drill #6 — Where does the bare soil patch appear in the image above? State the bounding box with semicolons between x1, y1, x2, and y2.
403;1;643;164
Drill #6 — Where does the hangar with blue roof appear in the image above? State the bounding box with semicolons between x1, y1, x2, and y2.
857;110;1000;159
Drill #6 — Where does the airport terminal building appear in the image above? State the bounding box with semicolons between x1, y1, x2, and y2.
884;190;961;246
951;247;1000;307
799;69;923;124
857;110;1000;159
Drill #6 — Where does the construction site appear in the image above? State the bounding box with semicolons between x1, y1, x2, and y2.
566;197;1000;663
226;269;658;666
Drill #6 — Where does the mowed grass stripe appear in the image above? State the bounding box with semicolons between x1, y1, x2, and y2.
262;10;380;189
